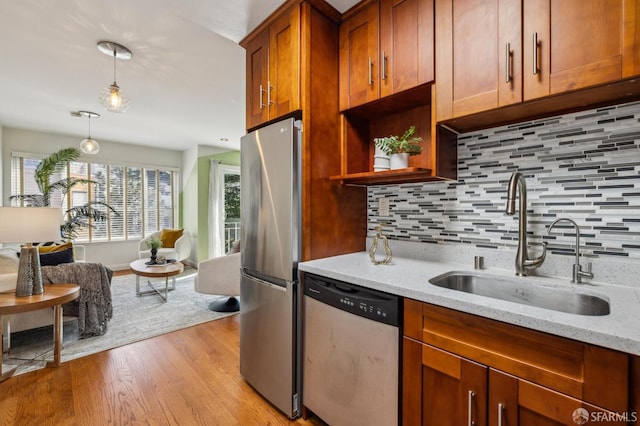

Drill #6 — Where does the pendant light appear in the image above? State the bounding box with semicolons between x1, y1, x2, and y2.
79;111;100;154
97;41;132;113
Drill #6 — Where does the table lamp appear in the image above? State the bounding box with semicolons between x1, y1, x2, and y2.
0;207;62;297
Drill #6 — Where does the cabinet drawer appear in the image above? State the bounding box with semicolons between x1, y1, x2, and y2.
403;299;629;412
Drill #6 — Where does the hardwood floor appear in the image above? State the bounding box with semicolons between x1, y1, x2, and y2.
0;315;322;425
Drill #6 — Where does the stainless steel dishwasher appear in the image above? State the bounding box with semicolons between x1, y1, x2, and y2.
303;273;401;426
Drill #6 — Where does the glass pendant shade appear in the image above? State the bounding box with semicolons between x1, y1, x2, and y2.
97;41;132;114
80;137;100;154
100;83;130;113
78;111;100;154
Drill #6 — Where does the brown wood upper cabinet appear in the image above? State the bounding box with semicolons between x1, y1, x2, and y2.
436;0;640;122
340;0;434;111
242;5;300;130
241;1;366;261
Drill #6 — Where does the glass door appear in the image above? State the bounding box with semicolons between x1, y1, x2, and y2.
222;165;240;253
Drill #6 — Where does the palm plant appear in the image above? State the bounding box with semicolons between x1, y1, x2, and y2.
10;147;119;241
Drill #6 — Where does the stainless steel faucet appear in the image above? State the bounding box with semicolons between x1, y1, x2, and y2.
547;218;594;283
505;172;547;276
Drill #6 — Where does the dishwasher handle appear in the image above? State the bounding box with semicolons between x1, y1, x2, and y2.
309;276;392;302
304;273;400;327
334;282;357;293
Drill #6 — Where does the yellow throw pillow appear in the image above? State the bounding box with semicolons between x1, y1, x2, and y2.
159;228;183;248
37;242;73;254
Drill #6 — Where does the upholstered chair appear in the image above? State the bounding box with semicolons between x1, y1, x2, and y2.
138;229;191;262
194;252;240;312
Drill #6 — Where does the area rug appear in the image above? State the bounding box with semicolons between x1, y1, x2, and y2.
2;267;238;376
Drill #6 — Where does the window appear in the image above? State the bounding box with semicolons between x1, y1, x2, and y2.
11;153;179;242
222;166;240;253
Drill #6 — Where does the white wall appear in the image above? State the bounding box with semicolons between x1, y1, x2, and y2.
1;126;183;270
182;145;200;264
0;124;3;203
181;144;229;263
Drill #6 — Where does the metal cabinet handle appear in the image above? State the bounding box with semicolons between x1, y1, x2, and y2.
505;43;512;83
368;57;374;86
498;403;504;426
267;81;274;106
532;32;539;75
468;390;475;426
381;51;387;81
259;84;266;109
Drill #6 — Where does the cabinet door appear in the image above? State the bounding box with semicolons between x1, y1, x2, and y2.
524;0;636;100
379;0;434;98
339;2;380;110
490;369;628;426
421;343;488;426
435;0;521;120
403;337;423;425
245;29;270;129
269;5;300;120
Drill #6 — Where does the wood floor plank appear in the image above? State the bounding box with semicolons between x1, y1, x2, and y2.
0;315;322;425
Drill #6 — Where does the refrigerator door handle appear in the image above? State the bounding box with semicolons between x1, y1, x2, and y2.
241;271;292;292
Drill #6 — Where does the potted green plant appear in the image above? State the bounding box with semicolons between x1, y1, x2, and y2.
10;147;119;241
373;126;423;170
145;236;163;263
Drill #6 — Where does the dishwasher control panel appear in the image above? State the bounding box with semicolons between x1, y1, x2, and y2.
304;273;400;327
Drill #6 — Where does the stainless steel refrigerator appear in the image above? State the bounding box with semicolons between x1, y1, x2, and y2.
239;117;302;418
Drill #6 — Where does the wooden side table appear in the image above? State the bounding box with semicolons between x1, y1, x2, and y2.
0;283;79;381
130;259;184;302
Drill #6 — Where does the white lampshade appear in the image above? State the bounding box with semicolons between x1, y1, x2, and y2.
0;207;62;296
0;207;62;244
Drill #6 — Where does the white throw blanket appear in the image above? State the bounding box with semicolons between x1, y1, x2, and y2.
41;263;113;337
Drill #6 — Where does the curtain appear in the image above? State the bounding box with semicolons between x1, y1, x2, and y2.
208;159;224;258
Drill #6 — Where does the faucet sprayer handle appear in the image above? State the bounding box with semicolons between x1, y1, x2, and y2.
581;262;594;278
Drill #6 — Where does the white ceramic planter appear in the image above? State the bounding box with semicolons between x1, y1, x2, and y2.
373;146;390;171
390;153;409;169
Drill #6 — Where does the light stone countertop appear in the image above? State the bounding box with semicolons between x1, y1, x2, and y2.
298;250;640;356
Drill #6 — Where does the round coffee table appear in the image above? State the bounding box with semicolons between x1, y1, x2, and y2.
129;259;184;302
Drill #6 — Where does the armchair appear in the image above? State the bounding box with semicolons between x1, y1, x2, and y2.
194;252;240;312
139;230;191;262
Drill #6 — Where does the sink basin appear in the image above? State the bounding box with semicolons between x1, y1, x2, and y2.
428;271;610;316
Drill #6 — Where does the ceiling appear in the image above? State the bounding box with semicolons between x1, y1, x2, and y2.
0;0;359;152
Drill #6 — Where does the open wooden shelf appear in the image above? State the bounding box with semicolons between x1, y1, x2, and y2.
329;167;453;185
336;85;458;187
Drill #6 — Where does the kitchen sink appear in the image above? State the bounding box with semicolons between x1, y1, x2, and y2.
428;271;610;316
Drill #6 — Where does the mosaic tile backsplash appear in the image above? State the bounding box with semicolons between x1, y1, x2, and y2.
368;101;640;259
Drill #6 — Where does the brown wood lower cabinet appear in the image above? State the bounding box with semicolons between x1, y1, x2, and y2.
489;369;628;426
403;299;635;425
419;341;487;425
